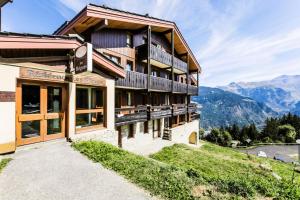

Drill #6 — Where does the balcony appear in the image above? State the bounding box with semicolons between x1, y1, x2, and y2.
115;106;148;126
148;105;172;120
137;44;188;73
188;103;198;113
188;85;198;96
150;76;172;92
116;71;147;89
172;104;187;116
173;81;187;93
115;71;198;94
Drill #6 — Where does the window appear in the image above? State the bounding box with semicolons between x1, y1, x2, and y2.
126;60;133;71
76;87;105;131
126;33;133;48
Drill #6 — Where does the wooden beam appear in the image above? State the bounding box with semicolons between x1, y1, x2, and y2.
171;29;174;93
178;52;188;57
132;26;148;34
0;56;69;63
94;19;108;32
161;29;173;35
147;25;151;92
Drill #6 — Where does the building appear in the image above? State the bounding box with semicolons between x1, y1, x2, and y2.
0;4;201;154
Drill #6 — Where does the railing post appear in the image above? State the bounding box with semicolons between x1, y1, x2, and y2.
147;25;151;92
171;29;174;93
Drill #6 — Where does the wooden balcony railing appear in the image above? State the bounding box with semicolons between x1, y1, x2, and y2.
172;104;187;116
116;70;147;89
115;105;148;126
137;44;187;73
173;81;187;93
188;103;197;113
188;85;198;96
115;71;198;95
148;105;172;120
150;76;172;92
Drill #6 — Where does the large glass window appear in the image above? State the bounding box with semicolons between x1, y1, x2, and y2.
47;86;62;113
22;85;40;114
76;87;105;131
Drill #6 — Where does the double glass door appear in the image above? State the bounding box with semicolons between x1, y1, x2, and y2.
16;81;66;146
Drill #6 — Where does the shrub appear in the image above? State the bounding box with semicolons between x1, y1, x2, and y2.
277;124;296;143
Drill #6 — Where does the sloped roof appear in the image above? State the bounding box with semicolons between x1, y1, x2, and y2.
0;31;125;77
54;4;201;73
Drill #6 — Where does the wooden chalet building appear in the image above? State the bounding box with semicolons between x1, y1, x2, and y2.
0;3;201;154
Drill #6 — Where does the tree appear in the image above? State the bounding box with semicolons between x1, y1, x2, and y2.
277;124;296;143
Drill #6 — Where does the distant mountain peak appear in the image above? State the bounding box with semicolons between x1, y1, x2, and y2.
219;75;300;114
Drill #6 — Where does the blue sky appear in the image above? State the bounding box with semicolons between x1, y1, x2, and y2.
2;0;300;86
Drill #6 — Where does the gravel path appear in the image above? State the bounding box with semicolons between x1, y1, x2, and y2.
0;141;155;200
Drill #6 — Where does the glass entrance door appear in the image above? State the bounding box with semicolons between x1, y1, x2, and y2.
16;81;66;146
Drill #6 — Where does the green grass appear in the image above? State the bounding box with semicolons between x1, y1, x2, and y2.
150;142;300;199
72;141;196;200
0;158;12;173
73;141;300;200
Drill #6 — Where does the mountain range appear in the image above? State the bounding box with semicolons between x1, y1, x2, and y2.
219;75;300;114
193;75;300;129
192;87;277;129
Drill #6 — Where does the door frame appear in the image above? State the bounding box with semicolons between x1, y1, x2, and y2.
16;80;67;146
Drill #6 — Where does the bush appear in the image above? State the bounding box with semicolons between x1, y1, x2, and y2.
278;124;296;143
205;128;232;146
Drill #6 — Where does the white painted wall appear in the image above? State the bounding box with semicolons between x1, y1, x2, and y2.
0;64;19;152
171;119;200;145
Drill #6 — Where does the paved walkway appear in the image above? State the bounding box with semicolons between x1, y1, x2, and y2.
0;140;155;200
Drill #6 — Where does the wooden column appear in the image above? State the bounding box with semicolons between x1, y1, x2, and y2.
117;126;122;148
171;29;174;93
197;70;199;95
186;53;189;94
147;25;151;92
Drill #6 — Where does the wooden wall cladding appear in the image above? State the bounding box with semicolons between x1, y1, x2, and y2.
0;91;15;102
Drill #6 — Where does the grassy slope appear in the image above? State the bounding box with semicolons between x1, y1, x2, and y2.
151;142;300;199
0;158;12;173
73;141;300;200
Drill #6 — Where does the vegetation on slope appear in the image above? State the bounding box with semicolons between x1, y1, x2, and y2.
150;143;300;199
0;158;12;173
73;141;300;199
72;141;196;200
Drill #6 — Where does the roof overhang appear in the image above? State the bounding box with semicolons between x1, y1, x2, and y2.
0;33;125;78
54;4;201;73
0;0;12;8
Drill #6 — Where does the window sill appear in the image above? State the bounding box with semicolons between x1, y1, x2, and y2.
76;125;105;134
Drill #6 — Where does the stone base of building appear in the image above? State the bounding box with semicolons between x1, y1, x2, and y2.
69;128;119;147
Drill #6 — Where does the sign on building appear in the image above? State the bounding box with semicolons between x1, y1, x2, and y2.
74;43;93;74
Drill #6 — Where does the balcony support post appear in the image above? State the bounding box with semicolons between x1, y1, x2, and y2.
147;25;151;92
171;29;174;93
197;70;199;95
186;53;189;95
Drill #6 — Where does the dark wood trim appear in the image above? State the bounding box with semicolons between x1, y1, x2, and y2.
161;29;173;35
94;19;108;32
171;29;174;93
0;56;69;63
147;25;151;92
0;91;15;102
186;53;189;95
